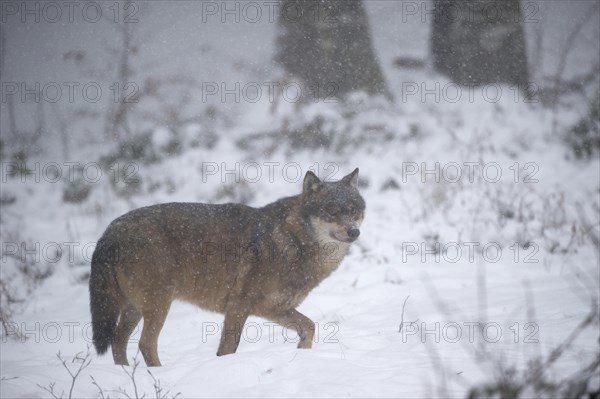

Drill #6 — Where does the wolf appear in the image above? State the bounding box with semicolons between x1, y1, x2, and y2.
89;168;365;366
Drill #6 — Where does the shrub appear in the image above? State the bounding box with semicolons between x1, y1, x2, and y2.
566;97;600;159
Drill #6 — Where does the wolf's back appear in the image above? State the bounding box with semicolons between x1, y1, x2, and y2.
89;233;121;354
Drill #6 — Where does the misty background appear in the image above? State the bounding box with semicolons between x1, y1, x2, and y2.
1;1;597;156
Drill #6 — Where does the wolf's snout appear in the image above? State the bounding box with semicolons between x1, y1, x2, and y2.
347;227;360;240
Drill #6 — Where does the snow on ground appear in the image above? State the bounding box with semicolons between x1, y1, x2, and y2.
2;84;598;397
1;1;599;398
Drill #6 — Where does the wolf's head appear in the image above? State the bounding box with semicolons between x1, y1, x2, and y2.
302;168;366;243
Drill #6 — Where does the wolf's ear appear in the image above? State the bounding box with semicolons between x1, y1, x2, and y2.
342;168;359;188
303;171;321;193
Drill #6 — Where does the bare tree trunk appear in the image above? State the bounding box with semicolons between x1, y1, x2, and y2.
431;0;529;88
275;0;390;101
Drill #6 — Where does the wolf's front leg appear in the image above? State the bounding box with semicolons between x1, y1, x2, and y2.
266;308;316;349
217;308;249;356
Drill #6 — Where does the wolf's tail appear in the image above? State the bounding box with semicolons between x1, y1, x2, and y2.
89;236;120;355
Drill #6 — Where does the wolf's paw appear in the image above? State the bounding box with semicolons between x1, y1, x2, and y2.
297;340;313;349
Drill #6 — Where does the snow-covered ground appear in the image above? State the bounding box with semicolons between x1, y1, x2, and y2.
1;1;599;398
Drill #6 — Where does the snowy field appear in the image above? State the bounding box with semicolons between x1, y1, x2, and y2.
1;1;599;398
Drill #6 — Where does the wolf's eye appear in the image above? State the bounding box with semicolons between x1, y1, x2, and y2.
323;204;337;217
348;207;356;215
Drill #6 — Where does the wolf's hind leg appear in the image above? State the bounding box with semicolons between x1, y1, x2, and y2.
139;300;171;367
112;304;142;365
264;308;316;349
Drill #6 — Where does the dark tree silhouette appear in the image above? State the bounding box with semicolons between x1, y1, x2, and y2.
275;0;390;101
431;0;529;87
